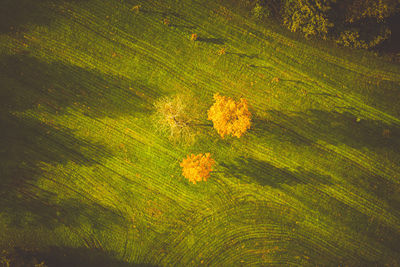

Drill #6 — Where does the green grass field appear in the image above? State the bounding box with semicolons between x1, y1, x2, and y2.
1;0;400;266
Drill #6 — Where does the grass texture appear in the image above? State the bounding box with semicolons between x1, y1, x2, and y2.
1;0;400;265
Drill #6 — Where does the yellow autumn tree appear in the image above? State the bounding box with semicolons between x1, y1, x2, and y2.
180;153;215;184
207;93;251;138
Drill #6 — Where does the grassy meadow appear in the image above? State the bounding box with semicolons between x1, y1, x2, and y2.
1;0;400;265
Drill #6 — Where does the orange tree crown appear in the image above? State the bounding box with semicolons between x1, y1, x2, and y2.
180;153;215;184
207;93;251;138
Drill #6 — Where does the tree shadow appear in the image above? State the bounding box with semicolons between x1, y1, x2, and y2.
279;78;307;85
0;54;155;118
196;37;226;45
251;118;314;146
168;24;196;30
266;109;400;152
309;110;400;151
248;64;273;70
220;157;332;188
225;52;259;59
0;0;86;34
221;156;400;259
0;54;154;230
0;112;125;230
258;109;400;218
2;246;158;267
375;13;400;55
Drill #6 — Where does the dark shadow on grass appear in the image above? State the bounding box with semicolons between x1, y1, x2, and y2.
0;112;127;230
265;109;400;152
375;13;400;56
2;246;158;267
0;54;155;118
248;64;273;70
220;157;332;188
220;157;299;187
258;109;400;224
196;37;226;45
251;118;313;146
225;52;259;59
168;24;196;30
0;54;152;230
307;110;400;151
221;156;400;261
251;109;400;208
0;0;87;34
279;78;307;85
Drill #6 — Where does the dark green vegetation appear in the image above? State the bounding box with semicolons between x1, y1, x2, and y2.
1;0;400;266
247;0;400;52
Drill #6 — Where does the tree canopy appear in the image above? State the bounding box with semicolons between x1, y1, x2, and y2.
180;153;215;184
282;0;334;38
249;0;400;50
153;94;200;144
207;93;252;138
